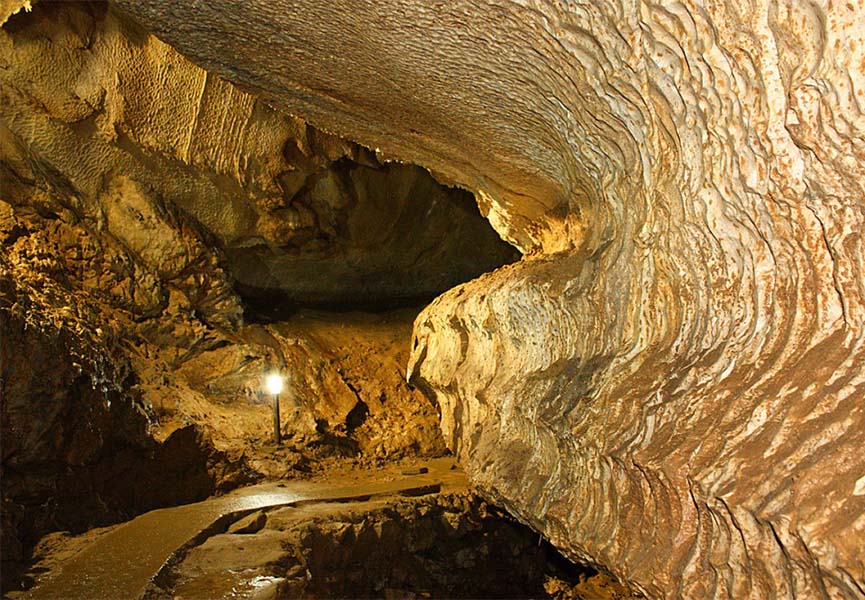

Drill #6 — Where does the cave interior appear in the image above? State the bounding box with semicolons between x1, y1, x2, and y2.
2;0;864;599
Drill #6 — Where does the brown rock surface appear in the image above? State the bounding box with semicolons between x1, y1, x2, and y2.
2;3;511;587
151;490;629;599
0;1;517;309
1;195;448;586
226;510;267;535
112;0;865;597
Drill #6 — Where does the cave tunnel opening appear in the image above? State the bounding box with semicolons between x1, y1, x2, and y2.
204;150;524;501
202;148;526;483
230;155;521;322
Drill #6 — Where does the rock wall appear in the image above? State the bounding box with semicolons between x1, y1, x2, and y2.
0;0;512;473
0;199;252;590
113;0;865;597
2;3;501;585
0;2;516;311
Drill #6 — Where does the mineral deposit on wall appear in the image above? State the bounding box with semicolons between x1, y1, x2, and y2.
13;0;865;597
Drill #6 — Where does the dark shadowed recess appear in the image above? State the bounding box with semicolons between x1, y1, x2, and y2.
0;311;254;594
231;159;520;322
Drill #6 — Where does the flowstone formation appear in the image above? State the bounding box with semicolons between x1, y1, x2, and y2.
113;0;865;598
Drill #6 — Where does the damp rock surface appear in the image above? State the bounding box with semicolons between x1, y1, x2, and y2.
20;458;635;600
151;491;633;600
2;0;864;597
1;3;512;588
111;1;865;597
0;1;518;310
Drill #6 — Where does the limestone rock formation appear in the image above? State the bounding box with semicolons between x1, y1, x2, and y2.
0;2;516;310
113;1;865;597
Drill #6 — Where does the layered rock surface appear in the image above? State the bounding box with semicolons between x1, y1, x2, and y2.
0;2;516;309
113;0;865;598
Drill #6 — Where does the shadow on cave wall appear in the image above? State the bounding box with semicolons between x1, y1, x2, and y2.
0;2;524;594
0;311;254;592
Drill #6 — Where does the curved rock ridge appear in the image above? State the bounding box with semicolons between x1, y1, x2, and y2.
2;3;481;580
29;0;865;596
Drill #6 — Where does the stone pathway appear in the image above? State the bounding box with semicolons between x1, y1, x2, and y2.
25;457;466;600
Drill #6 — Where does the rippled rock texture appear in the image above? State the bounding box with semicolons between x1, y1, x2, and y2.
114;0;865;597
0;0;500;475
0;2;516;310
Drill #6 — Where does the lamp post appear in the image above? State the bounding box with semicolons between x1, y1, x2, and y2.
265;372;284;446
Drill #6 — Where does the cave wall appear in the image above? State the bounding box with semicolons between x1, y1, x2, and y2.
0;0;506;470
109;0;865;597
1;1;516;310
1;2;489;584
0;200;254;590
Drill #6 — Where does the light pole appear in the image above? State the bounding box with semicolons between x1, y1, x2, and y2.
265;372;284;445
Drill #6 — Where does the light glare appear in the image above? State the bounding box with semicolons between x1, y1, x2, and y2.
265;373;284;395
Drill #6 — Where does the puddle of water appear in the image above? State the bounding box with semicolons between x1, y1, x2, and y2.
172;571;284;599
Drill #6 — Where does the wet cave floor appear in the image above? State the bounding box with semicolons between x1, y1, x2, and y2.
7;308;637;600
18;458;634;600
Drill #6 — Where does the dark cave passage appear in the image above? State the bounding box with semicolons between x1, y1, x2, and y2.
230;157;521;319
4;0;865;595
1;149;536;596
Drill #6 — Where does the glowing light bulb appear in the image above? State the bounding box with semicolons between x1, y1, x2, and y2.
265;373;284;395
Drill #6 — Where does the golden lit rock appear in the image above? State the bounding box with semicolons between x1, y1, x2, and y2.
2;0;864;597
115;1;865;596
